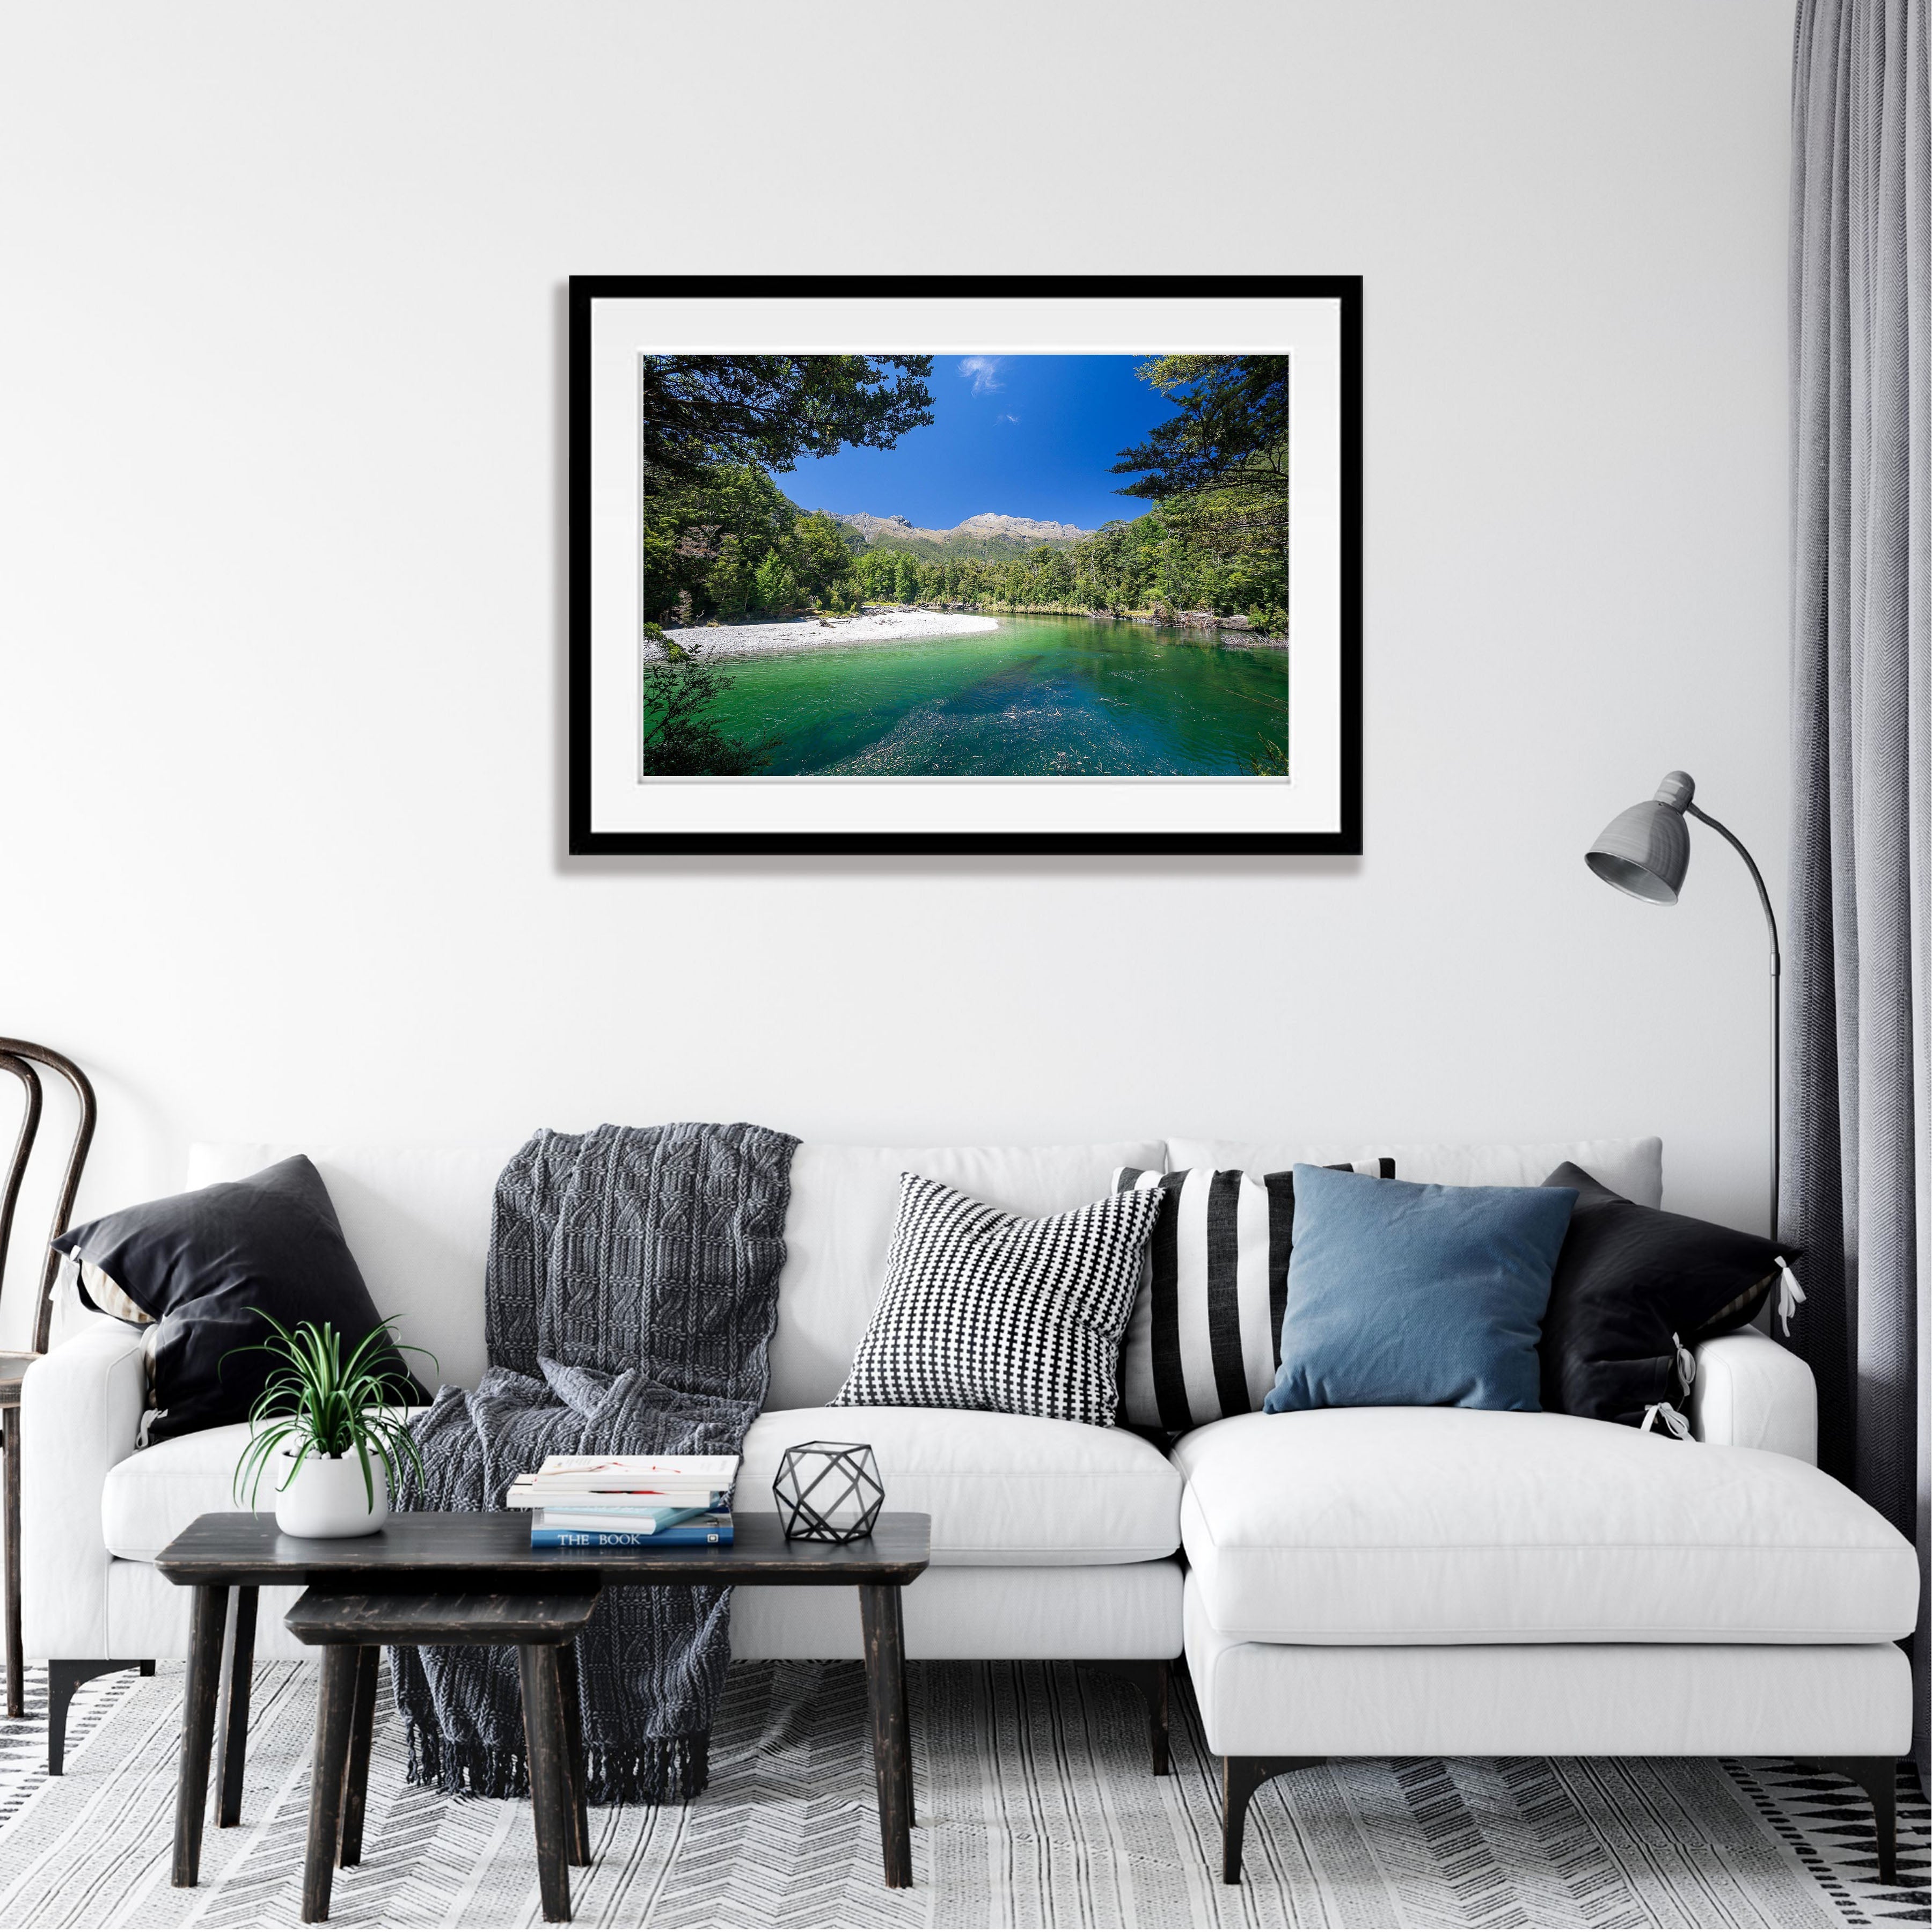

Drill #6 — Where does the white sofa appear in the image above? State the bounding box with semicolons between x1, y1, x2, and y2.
19;1132;1919;1884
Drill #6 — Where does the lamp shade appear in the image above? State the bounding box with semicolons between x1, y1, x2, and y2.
1585;771;1694;904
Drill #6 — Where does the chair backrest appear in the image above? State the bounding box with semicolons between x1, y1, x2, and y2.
0;1039;97;1356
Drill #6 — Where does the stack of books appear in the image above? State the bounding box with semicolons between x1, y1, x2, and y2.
507;1453;738;1548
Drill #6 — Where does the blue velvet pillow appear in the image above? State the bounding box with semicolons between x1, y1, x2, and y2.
1262;1165;1578;1414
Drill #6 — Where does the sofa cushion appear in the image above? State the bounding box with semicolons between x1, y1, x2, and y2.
56;1155;429;1443
103;1421;259;1561
188;1143;520;1393
1263;1166;1577;1415
105;1403;1185;1569
741;1407;1181;1564
1110;1161;1391;1432
1540;1161;1792;1429
1174;1407;1920;1643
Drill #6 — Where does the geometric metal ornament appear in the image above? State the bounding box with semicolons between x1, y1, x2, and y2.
772;1440;884;1543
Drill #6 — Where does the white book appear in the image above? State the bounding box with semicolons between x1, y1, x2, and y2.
508;1478;727;1496
527;1454;740;1490
504;1488;727;1512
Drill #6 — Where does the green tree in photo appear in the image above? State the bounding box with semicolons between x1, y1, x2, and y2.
752;548;801;612
639;355;935;489
640;462;800;624
708;535;756;618
856;547;902;602
1112;354;1292;595
791;510;860;603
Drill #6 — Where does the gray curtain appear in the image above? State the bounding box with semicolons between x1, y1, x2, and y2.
1788;0;1931;1782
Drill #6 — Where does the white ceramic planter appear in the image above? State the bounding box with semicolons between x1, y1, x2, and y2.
272;1446;390;1539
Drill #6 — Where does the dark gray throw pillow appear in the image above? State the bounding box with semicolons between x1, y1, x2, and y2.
1538;1161;1796;1431
53;1155;429;1441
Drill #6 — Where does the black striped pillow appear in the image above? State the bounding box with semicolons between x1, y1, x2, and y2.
1111;1161;1395;1431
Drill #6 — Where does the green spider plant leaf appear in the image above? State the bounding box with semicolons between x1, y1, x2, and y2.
225;1310;429;1513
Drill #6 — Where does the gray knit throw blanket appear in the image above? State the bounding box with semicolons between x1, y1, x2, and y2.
391;1121;798;1805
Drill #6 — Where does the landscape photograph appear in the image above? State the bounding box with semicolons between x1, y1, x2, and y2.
634;350;1297;780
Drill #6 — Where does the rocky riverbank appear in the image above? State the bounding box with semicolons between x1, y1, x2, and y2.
910;598;1286;647
657;608;1000;661
1101;608;1289;648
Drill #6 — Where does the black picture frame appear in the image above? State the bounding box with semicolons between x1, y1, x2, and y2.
568;275;1362;856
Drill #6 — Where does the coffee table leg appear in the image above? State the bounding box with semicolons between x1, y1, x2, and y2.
889;1587;913;1829
3;1403;23;1721
215;1585;258;1827
859;1583;912;1888
556;1639;591;1866
173;1583;228;1887
338;1646;380;1868
517;1644;573;1923
302;1646;359;1923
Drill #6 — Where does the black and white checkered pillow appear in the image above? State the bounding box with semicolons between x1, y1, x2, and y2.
1113;1158;1395;1431
830;1172;1166;1425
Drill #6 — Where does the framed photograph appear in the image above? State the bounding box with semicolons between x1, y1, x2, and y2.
568;276;1361;854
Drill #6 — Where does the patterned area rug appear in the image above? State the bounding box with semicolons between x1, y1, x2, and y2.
0;1659;1922;1928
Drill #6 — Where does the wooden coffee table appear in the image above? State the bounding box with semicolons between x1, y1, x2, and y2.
155;1511;932;1891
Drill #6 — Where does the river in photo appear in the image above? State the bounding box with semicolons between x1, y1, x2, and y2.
691;614;1292;777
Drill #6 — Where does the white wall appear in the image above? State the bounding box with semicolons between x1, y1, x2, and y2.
0;1;1795;1340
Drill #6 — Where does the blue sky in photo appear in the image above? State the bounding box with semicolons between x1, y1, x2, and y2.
775;354;1172;533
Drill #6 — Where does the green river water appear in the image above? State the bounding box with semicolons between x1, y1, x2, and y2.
694;613;1292;777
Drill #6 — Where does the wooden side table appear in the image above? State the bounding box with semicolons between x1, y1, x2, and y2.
284;1586;598;1924
156;1510;932;1892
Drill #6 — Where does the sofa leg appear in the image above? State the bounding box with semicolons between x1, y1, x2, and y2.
1221;1756;1324;1884
48;1659;147;1774
1078;1660;1174;1775
1806;1758;1899;1886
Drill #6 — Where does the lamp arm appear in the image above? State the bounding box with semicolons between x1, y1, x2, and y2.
1684;802;1782;1242
1685;803;1781;972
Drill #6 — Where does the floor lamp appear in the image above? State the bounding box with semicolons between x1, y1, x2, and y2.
1584;770;1782;1242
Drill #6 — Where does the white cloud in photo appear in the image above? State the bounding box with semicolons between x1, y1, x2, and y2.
998;412;1020;423
959;355;1003;395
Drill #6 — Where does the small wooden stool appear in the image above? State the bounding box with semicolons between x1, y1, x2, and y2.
284;1586;597;1924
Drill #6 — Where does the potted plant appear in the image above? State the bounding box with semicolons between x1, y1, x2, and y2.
229;1313;435;1539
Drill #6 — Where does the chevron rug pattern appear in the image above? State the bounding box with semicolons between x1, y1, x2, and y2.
0;1659;1922;1928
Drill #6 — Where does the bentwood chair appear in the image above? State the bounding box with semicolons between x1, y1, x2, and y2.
0;1040;97;1719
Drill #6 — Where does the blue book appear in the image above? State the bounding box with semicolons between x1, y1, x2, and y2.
530;1522;733;1548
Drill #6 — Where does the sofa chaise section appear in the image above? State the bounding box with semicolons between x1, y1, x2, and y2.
1176;1393;1920;1882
